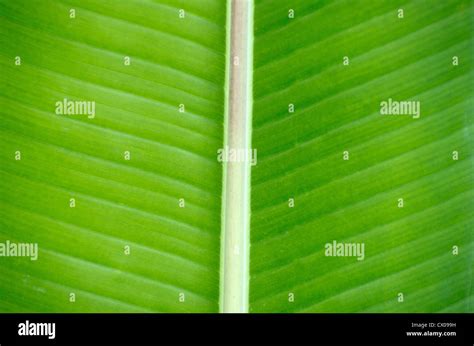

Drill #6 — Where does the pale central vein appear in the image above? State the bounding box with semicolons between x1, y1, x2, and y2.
219;0;254;313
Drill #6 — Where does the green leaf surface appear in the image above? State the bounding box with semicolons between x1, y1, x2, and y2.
1;0;473;314
0;0;226;312
250;0;473;312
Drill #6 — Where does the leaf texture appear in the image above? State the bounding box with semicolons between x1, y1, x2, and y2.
0;0;473;314
0;0;226;312
250;0;473;312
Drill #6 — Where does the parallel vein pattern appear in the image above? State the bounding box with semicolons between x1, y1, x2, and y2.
0;0;226;312
250;0;473;312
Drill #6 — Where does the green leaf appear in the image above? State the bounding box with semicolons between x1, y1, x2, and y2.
0;0;226;312
1;0;473;314
250;0;473;312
